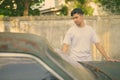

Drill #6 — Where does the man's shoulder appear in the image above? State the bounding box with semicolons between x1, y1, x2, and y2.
68;26;76;31
66;26;76;35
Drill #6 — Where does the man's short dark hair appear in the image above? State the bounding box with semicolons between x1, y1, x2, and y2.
71;8;84;16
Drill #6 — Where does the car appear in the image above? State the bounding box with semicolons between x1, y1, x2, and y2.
0;32;120;80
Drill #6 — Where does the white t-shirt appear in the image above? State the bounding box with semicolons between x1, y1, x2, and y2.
63;25;100;61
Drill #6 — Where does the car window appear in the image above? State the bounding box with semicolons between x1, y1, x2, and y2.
0;56;60;80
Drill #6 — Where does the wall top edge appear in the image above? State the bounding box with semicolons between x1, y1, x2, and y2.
0;15;120;21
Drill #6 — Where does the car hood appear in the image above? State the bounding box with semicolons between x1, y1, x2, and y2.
79;61;120;80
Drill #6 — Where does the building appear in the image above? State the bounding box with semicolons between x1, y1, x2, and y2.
39;0;65;15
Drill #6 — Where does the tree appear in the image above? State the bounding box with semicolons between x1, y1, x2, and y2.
0;0;45;16
75;0;94;15
60;0;94;16
60;0;120;16
96;0;120;15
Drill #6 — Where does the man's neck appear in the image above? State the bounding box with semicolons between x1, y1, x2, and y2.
77;22;85;28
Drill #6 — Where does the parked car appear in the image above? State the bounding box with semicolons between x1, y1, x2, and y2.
0;32;119;80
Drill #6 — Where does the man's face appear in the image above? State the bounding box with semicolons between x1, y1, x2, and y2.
72;13;83;26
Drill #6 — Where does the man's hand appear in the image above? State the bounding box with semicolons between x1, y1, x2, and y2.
61;44;69;54
106;57;120;62
95;43;119;62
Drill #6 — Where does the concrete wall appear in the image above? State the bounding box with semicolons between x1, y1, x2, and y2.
0;16;120;60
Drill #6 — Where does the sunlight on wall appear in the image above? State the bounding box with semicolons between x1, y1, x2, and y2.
0;21;4;32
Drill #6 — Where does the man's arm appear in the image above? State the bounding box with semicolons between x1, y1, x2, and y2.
95;43;111;61
61;43;69;54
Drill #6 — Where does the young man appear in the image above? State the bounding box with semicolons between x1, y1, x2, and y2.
62;8;116;62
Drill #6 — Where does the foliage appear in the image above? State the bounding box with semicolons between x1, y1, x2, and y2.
1;0;119;16
77;0;87;4
0;0;44;16
97;0;120;15
64;0;94;16
65;0;73;3
74;0;94;16
63;0;120;15
59;5;68;16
